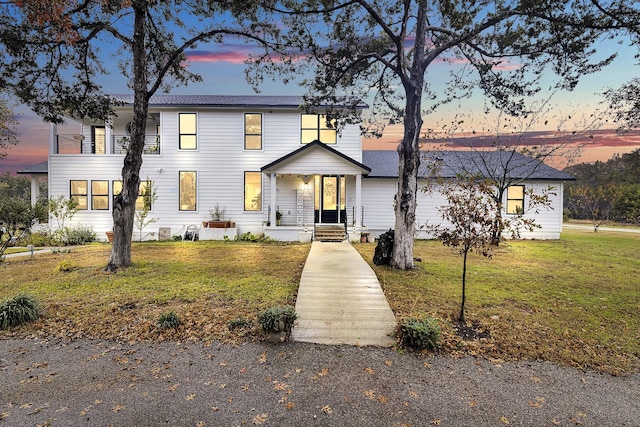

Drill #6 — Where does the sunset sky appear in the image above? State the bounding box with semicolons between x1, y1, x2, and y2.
2;26;640;175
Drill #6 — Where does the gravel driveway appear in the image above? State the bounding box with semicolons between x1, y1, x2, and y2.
1;338;638;426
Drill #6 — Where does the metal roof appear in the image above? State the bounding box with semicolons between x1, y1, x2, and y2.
110;94;367;109
362;150;575;181
17;161;48;175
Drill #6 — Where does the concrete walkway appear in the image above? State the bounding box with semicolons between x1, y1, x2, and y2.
292;241;397;347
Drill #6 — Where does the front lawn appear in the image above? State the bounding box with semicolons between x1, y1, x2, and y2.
355;229;639;375
1;230;638;375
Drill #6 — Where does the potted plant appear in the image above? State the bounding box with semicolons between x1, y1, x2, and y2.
208;203;231;228
276;210;283;226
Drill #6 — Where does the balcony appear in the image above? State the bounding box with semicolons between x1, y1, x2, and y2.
54;134;160;155
112;135;160;155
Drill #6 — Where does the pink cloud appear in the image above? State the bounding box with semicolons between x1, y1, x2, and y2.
186;49;250;64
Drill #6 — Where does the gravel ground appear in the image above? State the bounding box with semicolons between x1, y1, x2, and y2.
1;338;638;427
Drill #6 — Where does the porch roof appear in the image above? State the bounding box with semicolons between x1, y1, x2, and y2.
261;140;371;175
17;161;48;175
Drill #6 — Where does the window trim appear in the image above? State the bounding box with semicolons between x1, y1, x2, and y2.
178;112;197;150
179;171;198;212
244;113;263;150
91;180;109;210
70;180;88;210
244;171;262;211
300;114;337;144
506;185;526;215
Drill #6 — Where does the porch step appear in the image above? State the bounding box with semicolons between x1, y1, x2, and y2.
314;224;347;242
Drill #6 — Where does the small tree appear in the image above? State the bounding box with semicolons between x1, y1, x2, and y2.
47;195;78;244
134;179;158;242
426;177;496;322
566;183;621;231
425;175;552;322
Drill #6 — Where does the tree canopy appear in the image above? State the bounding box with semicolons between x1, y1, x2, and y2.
0;96;18;159
250;0;617;269
1;0;279;270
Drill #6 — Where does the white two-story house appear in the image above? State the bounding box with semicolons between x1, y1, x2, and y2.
42;94;573;242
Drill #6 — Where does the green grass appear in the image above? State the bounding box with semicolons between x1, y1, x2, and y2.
355;229;639;375
0;240;309;343
1;231;638;375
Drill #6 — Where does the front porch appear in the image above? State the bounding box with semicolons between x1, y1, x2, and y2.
260;140;371;242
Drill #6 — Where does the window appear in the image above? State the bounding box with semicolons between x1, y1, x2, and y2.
70;180;88;210
244;113;262;150
91;180;109;210
301;114;337;144
179;171;197;211
179;113;197;149
112;180;152;210
506;185;525;214
244;172;262;211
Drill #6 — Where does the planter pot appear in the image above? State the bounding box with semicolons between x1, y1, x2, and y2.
208;220;231;228
202;221;209;228
105;231;114;243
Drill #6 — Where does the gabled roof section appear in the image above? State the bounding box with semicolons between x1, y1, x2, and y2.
363;150;575;181
261;140;371;174
17;161;48;175
110;94;368;110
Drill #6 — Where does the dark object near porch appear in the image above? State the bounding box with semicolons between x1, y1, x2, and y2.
184;225;199;242
373;229;394;266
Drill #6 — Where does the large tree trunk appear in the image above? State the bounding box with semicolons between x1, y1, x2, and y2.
105;2;148;272
390;90;422;270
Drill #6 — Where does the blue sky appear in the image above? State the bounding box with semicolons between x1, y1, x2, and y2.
2;28;640;175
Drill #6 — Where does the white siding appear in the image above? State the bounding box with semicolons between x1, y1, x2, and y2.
362;178;565;240
49;105;364;239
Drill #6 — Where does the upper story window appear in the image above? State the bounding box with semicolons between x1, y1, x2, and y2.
179;113;197;150
70;180;88;210
179;171;197;211
301;114;337;144
244;113;262;150
91;180;109;210
506;185;525;215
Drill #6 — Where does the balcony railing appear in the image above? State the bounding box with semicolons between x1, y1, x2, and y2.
112;135;160;155
56;134;85;154
53;134;160;155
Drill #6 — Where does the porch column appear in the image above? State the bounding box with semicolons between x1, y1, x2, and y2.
105;120;113;154
30;177;39;206
355;174;362;229
49;123;57;154
270;173;277;226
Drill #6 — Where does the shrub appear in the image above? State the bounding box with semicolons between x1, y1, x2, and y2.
157;311;180;329
258;305;297;335
61;225;97;245
28;231;54;247
55;259;75;272
228;317;253;331
0;294;40;329
399;317;441;350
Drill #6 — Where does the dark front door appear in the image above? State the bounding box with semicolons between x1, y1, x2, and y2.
315;176;346;223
